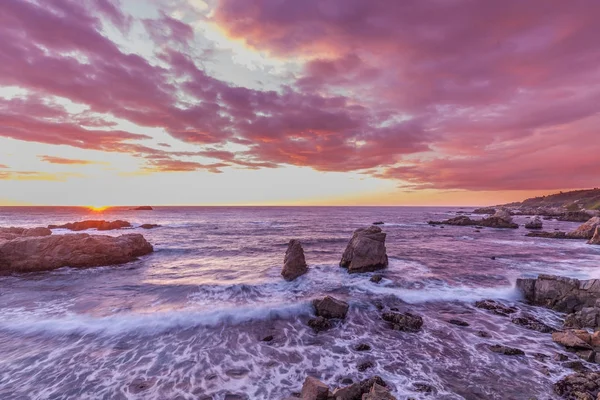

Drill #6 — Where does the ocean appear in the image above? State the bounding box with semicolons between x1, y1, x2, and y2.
0;206;599;399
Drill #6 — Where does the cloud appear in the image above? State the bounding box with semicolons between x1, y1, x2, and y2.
0;171;84;181
38;156;103;165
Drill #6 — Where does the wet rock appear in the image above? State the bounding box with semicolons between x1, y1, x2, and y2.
355;343;371;352
588;227;600;245
140;224;160;229
562;361;590;373
526;231;570;239
591;331;600;347
129;377;156;394
313;296;349;319
493;209;513;223
576;350;596;362
300;376;330;400
565;307;600;329
307;317;332;333
261;335;274;342
474;299;517;316
372;221;384;225
511;314;554;333
412;383;436;393
554;353;569;361
567;216;600;239
532;353;550;362
558;211;594;222
525;216;543;230
48;220;132;231
428;214;518;229
489;344;525;356
370;274;383;283
0;227;52;240
281;239;308;281
340;226;388;273
476;330;491;338
447;319;469;327
554;371;600;399
490;256;496;260
362;383;396;400
0;233;153;273
357;361;374;372
381;311;423;332
473;207;496;215
552;331;592;350
331;376;387;400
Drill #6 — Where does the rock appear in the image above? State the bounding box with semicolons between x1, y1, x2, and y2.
300;376;329;400
563;361;590;373
372;221;384;225
0;233;153;273
0;227;52;240
412;383;436;393
473;207;496;215
552;331;592;350
307;317;332;332
474;299;517;316
48;220;132;231
332;376;387;400
261;335;274;342
554;353;569;361
362;383;396;400
558;211;593;222
554;371;600;399
281;239;308;281
565;307;600;329
428;215;518;229
489;344;524;356
516;275;600;316
357;361;374;372
340;226;388;273
511;315;553;333
355;343;371;351
381;311;423;332
370;274;383;283
476;330;491;338
313;296;349;319
133;206;153;210
525;216;543;230
576;350;596;362
139;224;160;229
591;332;600;347
525;231;570;239
448;319;469;327
493;209;513;223
567;217;600;239
589;227;600;245
129;377;156;394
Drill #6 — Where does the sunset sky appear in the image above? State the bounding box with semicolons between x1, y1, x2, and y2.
1;0;599;206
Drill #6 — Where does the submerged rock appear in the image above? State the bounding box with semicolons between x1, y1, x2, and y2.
511;314;554;333
567;216;600;239
370;274;383;283
300;376;329;400
588;227;600;245
489;344;524;356
0;233;153;273
340;226;388;273
307;316;332;333
281;239;308;281
448;319;469;327
48;220;132;231
554;371;600;399
313;296;349;319
474;299;518;317
381;311;423;332
372;221;384;225
524;216;543;230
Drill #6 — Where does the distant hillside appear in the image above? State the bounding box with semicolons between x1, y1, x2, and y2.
502;189;600;211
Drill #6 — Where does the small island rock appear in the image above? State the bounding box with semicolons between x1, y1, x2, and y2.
340;226;388;273
281;239;308;281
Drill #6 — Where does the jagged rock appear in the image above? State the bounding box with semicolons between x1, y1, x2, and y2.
489;344;524;356
281;239;308;281
0;227;52;240
589;227;600;245
525;216;543;230
563;361;590;373
300;376;329;400
511;314;553;333
412;383;436;393
0;233;153;273
474;299;518;316
558;211;593;222
516;275;600;315
362;383;396;400
552;331;592;350
567;217;600;239
381;311;423;332
313;296;349;319
565;307;600;329
340;226;388;273
332;376;387;400
48;220;132;231
554;371;600;399
307;317;332;332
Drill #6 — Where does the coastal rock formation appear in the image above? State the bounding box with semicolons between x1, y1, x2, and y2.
300;377;329;400
332;376;390;400
554;371;600;399
589;227;600;245
493;209;513;223
48;220;132;231
428;215;518;229
0;227;52;240
313;296;349;319
526;231;570;239
340;226;388;273
472;207;496;215
566;217;600;239
552;331;592;350
291;376;395;400
516;275;600;313
489;344;524;356
0;233;153;273
511;315;553;333
140;224;160;229
525;216;543;230
133;206;153;210
558;211;593;222
381;311;423;332
281;239;308;281
474;299;517;316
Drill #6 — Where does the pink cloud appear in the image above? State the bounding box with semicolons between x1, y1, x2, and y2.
38;156;99;165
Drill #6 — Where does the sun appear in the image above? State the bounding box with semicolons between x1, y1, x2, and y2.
87;205;109;212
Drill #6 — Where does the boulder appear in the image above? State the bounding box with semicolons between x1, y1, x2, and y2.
524;216;543;230
567;216;600;239
313;296;349;319
281;239;308;281
300;377;329;400
0;227;52;240
552;331;592;350
340;226;388;273
554;372;600;399
493;209;513;223
362;383;396;400
48;220;132;231
381;311;423;332
332;376;387;400
0;233;153;273
474;299;517;317
589;227;600;245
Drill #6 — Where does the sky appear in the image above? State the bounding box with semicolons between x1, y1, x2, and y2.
1;0;599;206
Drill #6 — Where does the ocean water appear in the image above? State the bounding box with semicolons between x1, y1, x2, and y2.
0;206;599;399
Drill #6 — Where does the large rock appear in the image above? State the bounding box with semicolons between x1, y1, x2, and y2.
361;383;396;400
472;207;496;215
554;371;600;399
313;296;349;319
516;275;600;314
332;376;388;400
48;220;132;231
0;227;52;240
493;209;513;223
589;227;600;245
300;377;329;400
281;239;308;281
428;215;518;229
340;226;388;273
524;216;543;230
0;233;153;273
567;217;600;239
381;311;423;332
558;211;593;222
552;331;592;350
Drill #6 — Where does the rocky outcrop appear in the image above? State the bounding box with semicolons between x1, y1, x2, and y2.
300;377;329;400
133;206;153;210
0;233;153;273
517;275;600;314
313;296;349;319
511;314;553;333
381;311;423;332
524;216;543;230
472;207;496;215
48;220;132;231
493;209;513;223
588;227;600;245
340;226;388;273
554;371;600;399
331;376;391;400
428;215;518;229
0;227;52;240
474;299;517;316
140;224;160;229
281;239;308;281
558;211;593;222
525;231;571;239
362;384;396;400
552;331;592;350
567;217;600;239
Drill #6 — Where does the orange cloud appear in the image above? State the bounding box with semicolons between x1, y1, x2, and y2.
38;155;103;165
0;171;84;181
